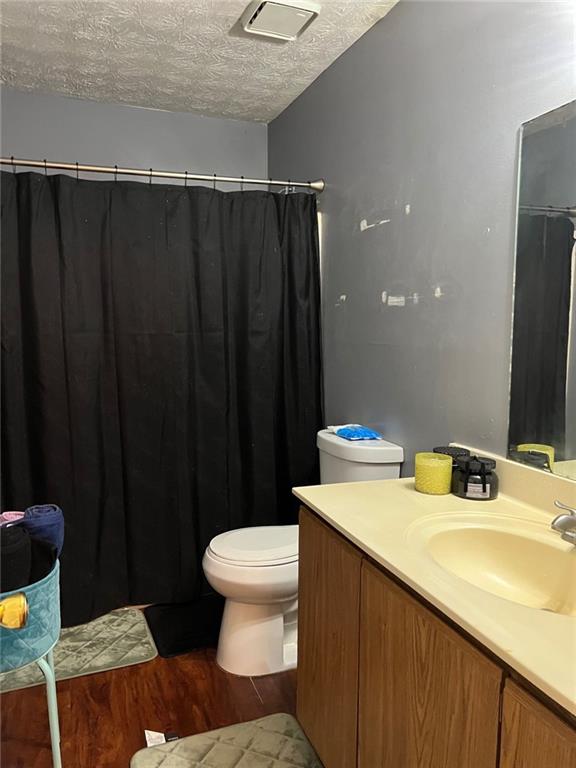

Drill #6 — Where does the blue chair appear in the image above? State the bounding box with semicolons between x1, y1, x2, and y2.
0;561;62;768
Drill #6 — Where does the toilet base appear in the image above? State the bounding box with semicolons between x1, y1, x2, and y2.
216;597;297;677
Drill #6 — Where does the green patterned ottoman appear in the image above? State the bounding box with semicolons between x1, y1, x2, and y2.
130;713;321;768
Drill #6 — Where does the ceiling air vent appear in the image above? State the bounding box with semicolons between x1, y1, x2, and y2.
240;1;321;42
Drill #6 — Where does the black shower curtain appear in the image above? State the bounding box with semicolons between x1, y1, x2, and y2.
509;214;573;457
1;172;322;625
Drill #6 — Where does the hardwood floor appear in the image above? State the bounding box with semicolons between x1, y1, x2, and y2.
0;648;297;768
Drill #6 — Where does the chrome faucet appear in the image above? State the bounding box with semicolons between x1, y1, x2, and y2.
551;500;576;544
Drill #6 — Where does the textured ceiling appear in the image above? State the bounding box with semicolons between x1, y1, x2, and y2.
0;0;397;122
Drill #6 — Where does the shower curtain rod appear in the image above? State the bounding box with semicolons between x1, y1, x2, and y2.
0;156;325;193
520;204;576;216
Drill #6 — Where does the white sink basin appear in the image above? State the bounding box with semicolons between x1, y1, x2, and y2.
408;513;576;616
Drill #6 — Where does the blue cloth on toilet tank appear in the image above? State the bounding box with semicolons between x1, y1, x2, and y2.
334;425;382;441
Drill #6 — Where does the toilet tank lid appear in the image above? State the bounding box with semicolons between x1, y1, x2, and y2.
317;429;404;464
209;525;298;565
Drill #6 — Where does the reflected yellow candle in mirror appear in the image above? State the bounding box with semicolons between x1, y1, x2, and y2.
414;452;453;495
517;443;555;470
0;593;29;629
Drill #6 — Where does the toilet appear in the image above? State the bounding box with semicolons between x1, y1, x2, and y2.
203;429;403;676
202;525;299;677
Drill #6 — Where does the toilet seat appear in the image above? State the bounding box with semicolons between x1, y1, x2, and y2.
208;525;298;567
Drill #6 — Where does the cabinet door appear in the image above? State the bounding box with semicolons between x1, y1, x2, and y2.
500;680;576;767
297;507;362;768
358;561;502;768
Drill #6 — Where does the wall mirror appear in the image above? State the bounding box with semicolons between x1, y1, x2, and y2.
508;100;576;481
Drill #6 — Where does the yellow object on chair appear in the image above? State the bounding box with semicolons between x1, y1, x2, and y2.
0;593;28;629
415;452;453;495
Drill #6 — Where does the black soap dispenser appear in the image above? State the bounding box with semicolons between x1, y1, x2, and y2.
451;455;499;501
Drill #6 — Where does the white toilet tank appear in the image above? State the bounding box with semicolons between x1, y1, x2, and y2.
317;429;404;484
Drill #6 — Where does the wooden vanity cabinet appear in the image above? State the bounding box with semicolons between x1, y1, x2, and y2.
500;680;576;768
298;506;576;768
297;507;362;768
358;560;502;768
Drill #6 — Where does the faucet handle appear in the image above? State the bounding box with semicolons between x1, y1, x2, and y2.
554;500;576;516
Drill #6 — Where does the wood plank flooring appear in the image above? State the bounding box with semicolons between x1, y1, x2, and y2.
0;648;296;768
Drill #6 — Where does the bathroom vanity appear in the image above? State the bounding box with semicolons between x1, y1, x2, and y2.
294;457;576;768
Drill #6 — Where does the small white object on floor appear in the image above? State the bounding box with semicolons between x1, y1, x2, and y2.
144;730;166;747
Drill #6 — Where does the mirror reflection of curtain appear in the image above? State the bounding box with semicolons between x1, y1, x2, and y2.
509;214;574;458
1;172;323;626
567;235;576;457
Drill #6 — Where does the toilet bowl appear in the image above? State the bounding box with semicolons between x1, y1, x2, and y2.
202;525;298;677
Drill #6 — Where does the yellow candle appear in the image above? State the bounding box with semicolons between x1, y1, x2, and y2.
415;452;453;495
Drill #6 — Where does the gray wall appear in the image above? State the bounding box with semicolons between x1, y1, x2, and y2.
269;1;576;473
1;88;267;187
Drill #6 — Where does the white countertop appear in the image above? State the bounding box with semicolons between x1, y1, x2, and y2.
293;477;576;717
